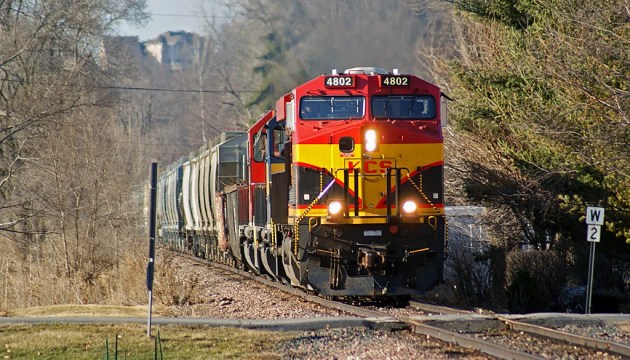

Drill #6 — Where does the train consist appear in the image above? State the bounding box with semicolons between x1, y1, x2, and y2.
156;67;447;301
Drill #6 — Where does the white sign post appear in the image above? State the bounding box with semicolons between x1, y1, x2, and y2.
585;206;604;314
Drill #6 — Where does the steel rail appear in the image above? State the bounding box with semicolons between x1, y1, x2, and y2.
408;300;475;315
408;320;541;360
501;317;630;358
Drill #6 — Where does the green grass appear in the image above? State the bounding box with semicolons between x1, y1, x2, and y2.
0;323;289;359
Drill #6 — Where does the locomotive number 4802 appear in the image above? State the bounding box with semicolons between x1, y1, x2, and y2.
324;76;354;88
380;75;409;87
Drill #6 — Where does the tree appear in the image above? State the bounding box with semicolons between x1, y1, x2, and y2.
0;0;149;308
421;0;628;300
0;0;147;235
2;106;148;307
212;0;447;113
433;0;628;245
225;0;313;110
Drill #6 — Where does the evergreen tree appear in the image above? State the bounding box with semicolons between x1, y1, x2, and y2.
446;0;628;251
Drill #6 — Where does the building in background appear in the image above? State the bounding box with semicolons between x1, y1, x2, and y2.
101;31;201;70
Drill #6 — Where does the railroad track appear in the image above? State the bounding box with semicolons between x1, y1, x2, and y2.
500;317;630;357
409;314;630;359
170;249;630;359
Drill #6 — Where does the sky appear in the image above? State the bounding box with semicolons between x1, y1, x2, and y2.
116;0;209;41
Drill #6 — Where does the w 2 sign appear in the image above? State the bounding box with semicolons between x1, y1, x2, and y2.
586;207;605;242
585;206;605;314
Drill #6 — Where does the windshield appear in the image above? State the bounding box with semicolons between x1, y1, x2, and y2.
371;95;436;119
300;96;365;120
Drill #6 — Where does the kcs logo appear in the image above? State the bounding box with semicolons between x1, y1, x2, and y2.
347;160;393;174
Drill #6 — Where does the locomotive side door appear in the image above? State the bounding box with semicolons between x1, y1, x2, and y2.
268;121;289;224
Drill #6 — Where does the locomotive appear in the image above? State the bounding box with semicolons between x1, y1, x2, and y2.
156;67;448;301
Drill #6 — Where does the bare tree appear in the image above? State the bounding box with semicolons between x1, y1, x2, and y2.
0;0;148;308
0;0;147;235
1;104;148;307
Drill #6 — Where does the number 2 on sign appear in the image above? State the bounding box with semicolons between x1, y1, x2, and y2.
587;225;601;242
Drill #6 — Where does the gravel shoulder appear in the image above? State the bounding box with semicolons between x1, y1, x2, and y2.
154;250;348;319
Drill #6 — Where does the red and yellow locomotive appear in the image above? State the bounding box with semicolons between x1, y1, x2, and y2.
246;67;446;299
158;67;447;300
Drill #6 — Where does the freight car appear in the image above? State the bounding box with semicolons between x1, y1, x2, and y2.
157;67;448;301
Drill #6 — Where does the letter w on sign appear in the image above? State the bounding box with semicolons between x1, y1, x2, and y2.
586;207;605;225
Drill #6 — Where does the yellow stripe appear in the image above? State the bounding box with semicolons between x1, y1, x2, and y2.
294;143;443;170
291;143;443;218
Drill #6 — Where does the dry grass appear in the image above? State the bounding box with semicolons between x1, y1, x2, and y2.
0;323;288;359
0;244;148;312
9;305;148;318
0;246;285;359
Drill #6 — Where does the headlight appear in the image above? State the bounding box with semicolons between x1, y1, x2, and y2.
364;129;377;152
402;200;417;214
328;200;343;215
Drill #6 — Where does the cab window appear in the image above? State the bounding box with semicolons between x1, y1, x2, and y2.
253;132;266;162
272;126;287;158
300;96;364;120
371;95;436;119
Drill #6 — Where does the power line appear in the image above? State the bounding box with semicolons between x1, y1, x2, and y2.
103;85;259;93
148;12;251;20
149;13;232;19
0;78;260;93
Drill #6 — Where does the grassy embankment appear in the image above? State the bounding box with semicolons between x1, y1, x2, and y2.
0;305;291;359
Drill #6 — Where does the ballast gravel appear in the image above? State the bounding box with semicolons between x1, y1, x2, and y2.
274;327;490;360
155;251;347;319
557;323;630;347
157;251;495;359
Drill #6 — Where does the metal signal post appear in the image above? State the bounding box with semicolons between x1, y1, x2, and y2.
147;162;158;336
585;206;604;314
